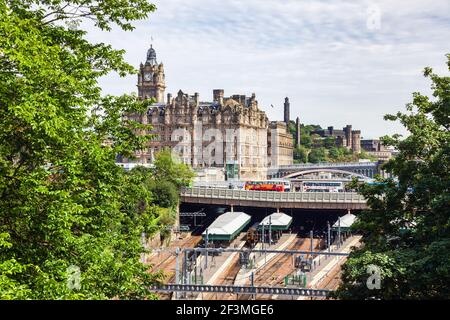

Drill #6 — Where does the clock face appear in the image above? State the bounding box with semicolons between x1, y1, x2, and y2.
144;72;153;81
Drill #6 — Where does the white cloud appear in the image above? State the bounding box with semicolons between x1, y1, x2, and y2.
84;0;450;138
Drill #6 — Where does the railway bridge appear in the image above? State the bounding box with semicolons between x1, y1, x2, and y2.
268;161;388;179
181;187;368;210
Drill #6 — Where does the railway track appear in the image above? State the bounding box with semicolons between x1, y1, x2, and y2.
232;237;321;300
255;237;320;287
148;234;201;281
147;234;201;300
201;254;242;300
310;236;362;299
311;259;344;300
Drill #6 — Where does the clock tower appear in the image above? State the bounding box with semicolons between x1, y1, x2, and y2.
137;45;166;103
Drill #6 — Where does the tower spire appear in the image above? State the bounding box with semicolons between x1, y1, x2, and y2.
146;43;157;65
139;44;166;103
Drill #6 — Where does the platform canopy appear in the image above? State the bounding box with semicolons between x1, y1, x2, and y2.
332;213;356;231
259;212;293;231
202;211;251;241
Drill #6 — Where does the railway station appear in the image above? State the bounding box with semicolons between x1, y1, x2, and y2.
148;174;364;300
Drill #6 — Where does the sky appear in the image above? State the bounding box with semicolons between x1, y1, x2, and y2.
85;0;450;139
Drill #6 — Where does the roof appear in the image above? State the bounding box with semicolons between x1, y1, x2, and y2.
332;213;356;229
202;211;251;241
259;212;293;230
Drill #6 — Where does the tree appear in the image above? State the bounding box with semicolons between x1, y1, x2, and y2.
324;136;336;149
0;0;177;299
150;180;179;209
357;150;377;162
334;54;450;299
293;145;309;163
300;134;313;148
151;149;195;189
308;147;327;163
328;147;340;160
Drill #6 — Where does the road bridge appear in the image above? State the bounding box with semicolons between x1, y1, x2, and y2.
181;187;368;210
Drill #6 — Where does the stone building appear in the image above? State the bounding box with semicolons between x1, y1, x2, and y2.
361;139;386;152
123;45;294;180
267;121;294;167
312;125;361;153
361;139;392;161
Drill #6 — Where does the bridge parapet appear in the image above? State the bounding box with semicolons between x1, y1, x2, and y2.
273;161;379;170
181;187;368;210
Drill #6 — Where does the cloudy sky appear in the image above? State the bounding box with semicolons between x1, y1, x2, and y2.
85;0;449;139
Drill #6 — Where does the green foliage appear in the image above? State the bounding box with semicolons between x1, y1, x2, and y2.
300;134;313;149
308;147;327;163
328;146;355;162
151;149;195;189
150;180;179;209
293;145;309;163
323;136;336;148
358;150;377;161
334;54;450;299
0;233;32;299
300;124;321;149
0;0;184;299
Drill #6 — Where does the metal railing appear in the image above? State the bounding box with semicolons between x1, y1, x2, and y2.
274;161;378;170
150;284;331;297
181;187;366;203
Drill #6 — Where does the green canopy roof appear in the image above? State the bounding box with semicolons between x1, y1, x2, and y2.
259;212;293;231
202;211;251;241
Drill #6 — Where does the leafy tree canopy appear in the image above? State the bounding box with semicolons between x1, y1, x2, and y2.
151;149;195;189
0;0;192;299
308;147;327;163
334;54;450;299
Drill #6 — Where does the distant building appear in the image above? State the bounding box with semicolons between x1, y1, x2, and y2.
361;139;392;161
122;45;293;180
312;125;361;153
267;121;294;167
361;139;386;152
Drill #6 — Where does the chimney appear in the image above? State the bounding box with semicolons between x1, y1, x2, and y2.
213;89;224;105
194;92;199;107
167;93;172;104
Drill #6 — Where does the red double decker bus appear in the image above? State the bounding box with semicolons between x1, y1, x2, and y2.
244;180;291;192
